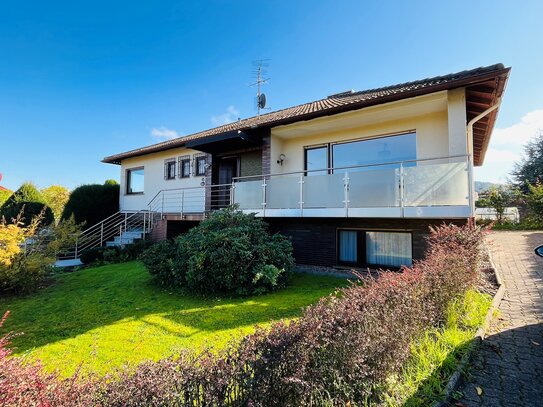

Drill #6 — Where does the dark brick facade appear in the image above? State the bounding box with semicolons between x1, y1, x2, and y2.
265;217;468;267
261;134;271;175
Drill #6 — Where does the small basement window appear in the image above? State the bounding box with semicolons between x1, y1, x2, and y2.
337;229;412;268
126;167;144;194
164;159;176;180
179;155;191;178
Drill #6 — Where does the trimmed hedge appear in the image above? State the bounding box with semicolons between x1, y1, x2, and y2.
61;183;119;228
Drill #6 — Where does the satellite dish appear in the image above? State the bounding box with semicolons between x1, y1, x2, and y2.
258;93;267;109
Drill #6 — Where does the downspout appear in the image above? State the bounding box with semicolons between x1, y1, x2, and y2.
466;96;503;216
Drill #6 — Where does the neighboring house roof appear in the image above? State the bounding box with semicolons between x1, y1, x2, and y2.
103;63;510;166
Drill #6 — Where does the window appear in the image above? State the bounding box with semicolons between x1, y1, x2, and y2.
304;146;328;176
332;133;416;172
164;159;176;180
194;154;207;176
337;229;412;268
365;231;412;267
304;132;416;174
179;155;191;178
126;167;144;194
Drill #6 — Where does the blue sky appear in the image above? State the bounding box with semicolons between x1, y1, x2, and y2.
0;0;542;190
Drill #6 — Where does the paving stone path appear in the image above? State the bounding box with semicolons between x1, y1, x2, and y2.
457;231;543;407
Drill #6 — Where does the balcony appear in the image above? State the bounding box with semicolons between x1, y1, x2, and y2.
231;155;473;219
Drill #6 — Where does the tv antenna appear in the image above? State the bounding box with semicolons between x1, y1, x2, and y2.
250;59;270;116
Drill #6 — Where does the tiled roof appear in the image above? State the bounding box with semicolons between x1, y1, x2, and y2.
103;63;510;164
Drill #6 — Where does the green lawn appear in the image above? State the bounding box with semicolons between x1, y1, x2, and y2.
0;261;346;377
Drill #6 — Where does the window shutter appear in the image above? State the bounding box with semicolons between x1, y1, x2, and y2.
164;161;168;180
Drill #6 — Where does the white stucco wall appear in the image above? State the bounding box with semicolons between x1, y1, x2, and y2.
269;92;457;175
119;147;206;211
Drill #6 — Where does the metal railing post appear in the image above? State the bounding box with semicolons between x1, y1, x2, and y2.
100;223;104;247
161;192;164;218
467;155;474;217
399;163;405;218
74;239;78;259
343;171;350;217
299;174;304;217
181;190;184;215
230;181;235;205
262;176;267;217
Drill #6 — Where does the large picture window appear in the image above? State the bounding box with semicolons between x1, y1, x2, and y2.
304;132;416;174
332;132;416;170
337;229;412;268
126;167;144;194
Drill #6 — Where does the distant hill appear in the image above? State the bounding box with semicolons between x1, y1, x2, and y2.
475;181;502;193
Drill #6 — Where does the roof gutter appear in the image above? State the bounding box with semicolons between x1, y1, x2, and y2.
466;96;503;215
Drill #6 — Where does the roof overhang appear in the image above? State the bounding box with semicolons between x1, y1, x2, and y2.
185;130;260;154
102;64;510;165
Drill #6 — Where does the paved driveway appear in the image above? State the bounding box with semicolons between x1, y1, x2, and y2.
458;231;543;406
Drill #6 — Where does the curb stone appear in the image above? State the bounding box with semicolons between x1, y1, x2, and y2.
432;247;506;407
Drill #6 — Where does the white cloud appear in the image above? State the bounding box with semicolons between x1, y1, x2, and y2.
491;109;543;146
211;105;240;126
476;108;543;183
484;148;521;164
150;126;181;140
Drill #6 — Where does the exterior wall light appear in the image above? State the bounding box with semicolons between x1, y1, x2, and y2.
277;154;286;166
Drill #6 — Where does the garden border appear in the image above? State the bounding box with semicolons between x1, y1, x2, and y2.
432;244;506;407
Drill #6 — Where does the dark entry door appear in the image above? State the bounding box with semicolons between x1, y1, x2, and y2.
215;157;238;208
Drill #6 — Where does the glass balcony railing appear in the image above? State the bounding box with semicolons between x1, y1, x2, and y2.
232;155;472;218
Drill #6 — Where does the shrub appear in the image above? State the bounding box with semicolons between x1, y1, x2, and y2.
41;185;70;222
61;182;119;227
80;240;153;266
0;214;81;292
142;206;294;295
80;246;107;265
1;223;486;405
0;312;93;406
0;189;12;207
140;240;179;286
0;183;54;227
96;223;485;406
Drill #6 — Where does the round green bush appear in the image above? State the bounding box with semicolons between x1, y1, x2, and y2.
141;207;294;295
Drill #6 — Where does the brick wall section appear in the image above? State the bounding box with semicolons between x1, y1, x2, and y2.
261;134;271;175
265;218;468;267
150;219;168;241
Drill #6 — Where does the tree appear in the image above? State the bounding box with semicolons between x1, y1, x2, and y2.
481;185;518;224
0;183;54;227
0;189;12;207
61;183;119;227
512;131;543;193
41;185;70;222
525;181;543;223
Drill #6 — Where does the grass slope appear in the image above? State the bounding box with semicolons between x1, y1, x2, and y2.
0;261;345;377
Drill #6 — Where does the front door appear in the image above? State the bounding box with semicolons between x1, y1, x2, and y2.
215;157;238;208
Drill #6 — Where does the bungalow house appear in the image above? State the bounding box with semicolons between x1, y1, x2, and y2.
96;64;510;269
